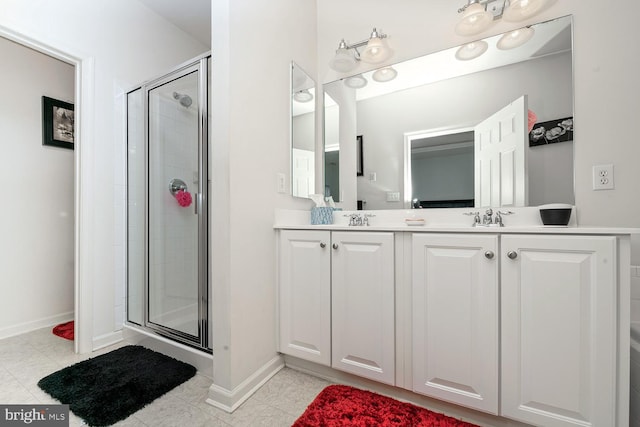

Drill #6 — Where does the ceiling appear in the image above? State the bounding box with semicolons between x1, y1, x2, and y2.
138;0;211;47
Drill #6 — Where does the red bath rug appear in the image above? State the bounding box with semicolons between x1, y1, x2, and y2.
52;321;74;341
293;385;479;427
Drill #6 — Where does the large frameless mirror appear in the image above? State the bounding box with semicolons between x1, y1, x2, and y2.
291;62;316;198
324;15;574;210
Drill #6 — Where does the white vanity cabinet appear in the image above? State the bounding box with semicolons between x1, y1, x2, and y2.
276;217;630;427
278;229;395;384
412;233;499;414
278;230;331;366
331;231;395;385
501;234;618;427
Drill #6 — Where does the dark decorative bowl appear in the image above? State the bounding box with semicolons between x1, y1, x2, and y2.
539;204;572;226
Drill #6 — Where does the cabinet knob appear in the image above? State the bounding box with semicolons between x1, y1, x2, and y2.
320;242;326;248
485;251;495;259
332;243;339;250
507;250;518;260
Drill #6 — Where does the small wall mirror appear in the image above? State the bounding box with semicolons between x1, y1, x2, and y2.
323;15;574;210
291;62;316;198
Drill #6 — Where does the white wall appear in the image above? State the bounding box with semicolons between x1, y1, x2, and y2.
211;0;317;403
0;0;207;347
0;37;75;338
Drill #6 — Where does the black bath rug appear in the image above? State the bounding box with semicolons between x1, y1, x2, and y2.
38;345;196;426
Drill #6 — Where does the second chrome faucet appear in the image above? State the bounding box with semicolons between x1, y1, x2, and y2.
464;208;514;227
345;213;375;226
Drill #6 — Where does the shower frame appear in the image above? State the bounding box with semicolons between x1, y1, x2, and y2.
125;53;210;352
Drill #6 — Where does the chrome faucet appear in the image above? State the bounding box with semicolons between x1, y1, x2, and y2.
363;213;375;226
463;211;481;226
465;209;514;227
494;211;503;227
482;208;493;225
345;213;363;226
344;213;375;226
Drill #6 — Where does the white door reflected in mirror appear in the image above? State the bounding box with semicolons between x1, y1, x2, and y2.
474;95;528;208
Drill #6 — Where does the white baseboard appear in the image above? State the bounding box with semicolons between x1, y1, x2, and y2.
206;355;284;413
92;330;123;351
0;312;73;340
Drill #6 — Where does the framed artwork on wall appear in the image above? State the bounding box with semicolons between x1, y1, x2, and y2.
356;135;363;176
529;117;573;147
42;96;75;150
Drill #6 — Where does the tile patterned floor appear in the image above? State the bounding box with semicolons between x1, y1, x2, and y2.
0;327;331;426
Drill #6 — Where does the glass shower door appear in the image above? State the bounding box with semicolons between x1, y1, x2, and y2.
147;66;206;345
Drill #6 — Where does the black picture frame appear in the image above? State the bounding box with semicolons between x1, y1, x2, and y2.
42;96;75;150
356;135;364;176
529;116;573;147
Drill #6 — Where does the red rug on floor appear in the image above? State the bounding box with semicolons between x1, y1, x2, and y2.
52;321;74;341
293;385;479;427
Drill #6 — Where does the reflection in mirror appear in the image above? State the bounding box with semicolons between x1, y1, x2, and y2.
323;15;574;210
291;62;316;198
407;128;474;208
324;93;340;201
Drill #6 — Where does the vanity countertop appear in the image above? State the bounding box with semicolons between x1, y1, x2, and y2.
274;223;638;235
274;208;639;235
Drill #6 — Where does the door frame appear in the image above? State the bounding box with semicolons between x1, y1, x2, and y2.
0;25;95;353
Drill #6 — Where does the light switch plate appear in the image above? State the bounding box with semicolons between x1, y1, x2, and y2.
277;173;286;193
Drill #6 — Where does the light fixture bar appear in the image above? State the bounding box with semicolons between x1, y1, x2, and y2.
340;28;388;52
329;28;392;72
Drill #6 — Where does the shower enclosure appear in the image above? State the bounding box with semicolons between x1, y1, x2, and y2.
126;54;210;352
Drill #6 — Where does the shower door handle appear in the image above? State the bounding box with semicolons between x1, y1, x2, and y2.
194;193;200;215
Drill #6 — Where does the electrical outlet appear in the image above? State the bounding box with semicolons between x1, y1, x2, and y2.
592;164;614;190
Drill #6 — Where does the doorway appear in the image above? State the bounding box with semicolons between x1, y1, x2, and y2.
0;26;93;353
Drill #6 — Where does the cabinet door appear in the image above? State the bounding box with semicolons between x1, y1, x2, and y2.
412;233;499;414
279;230;331;366
331;231;395;385
501;235;617;427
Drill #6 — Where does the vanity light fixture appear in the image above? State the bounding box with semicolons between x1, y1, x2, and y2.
293;89;313;103
329;28;392;72
455;0;493;36
455;40;489;60
503;0;550;22
344;75;368;89
329;40;359;73
455;0;551;36
497;26;535;50
372;66;398;82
